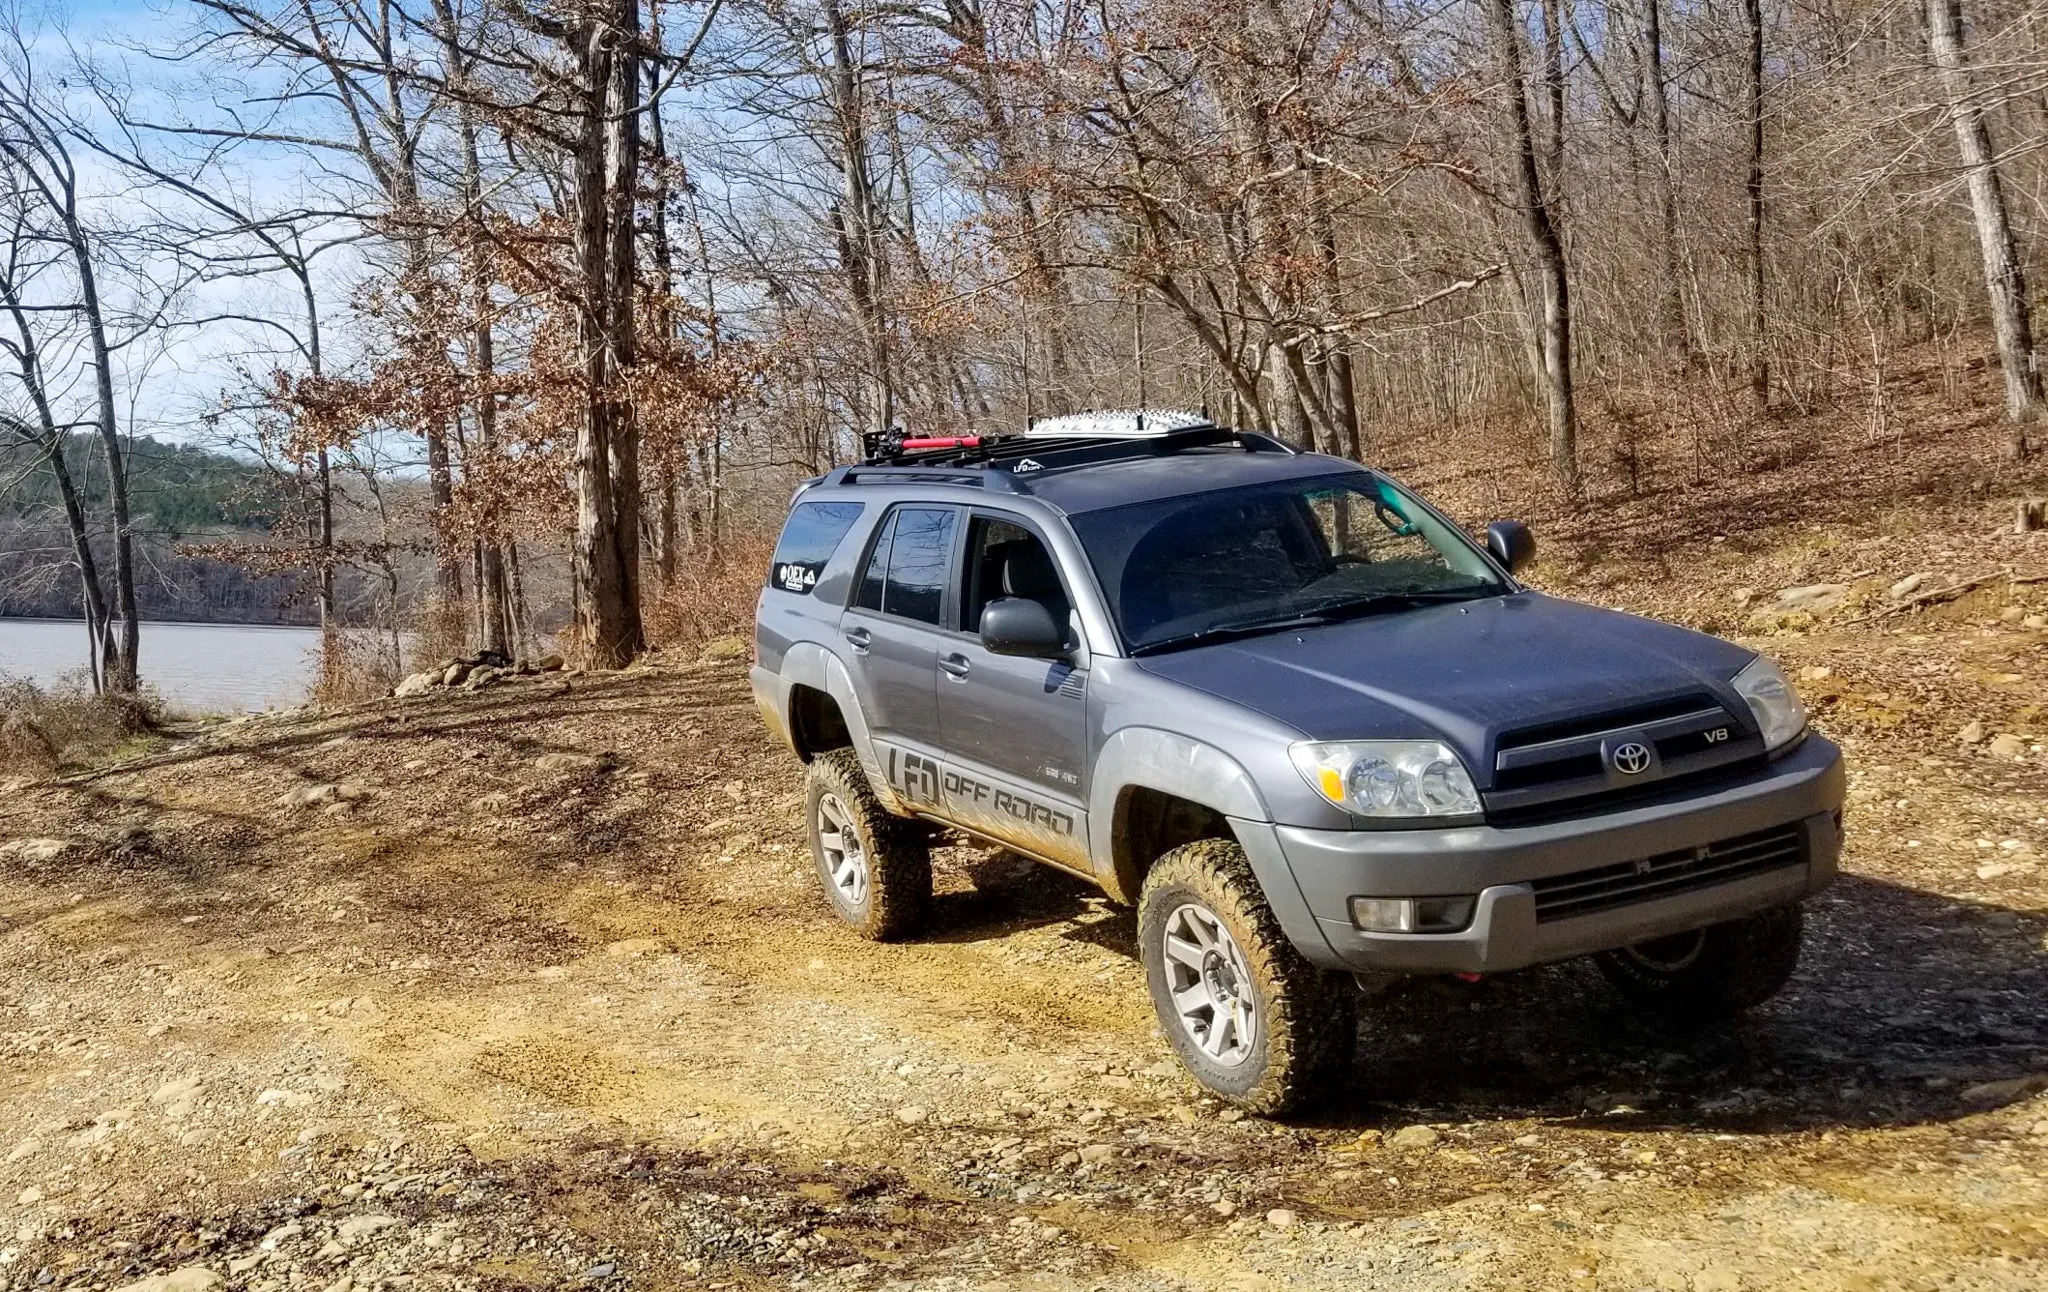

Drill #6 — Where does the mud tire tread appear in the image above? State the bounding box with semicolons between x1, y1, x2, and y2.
806;748;932;942
1139;837;1355;1116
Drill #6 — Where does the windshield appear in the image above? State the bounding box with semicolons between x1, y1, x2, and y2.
1068;472;1506;653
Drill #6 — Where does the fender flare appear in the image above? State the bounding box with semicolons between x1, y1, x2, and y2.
778;642;906;813
1087;729;1331;960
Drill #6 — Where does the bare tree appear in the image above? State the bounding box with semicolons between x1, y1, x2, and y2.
1926;0;2039;458
1486;0;1578;490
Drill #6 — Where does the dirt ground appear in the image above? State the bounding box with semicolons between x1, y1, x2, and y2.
4;410;2048;1291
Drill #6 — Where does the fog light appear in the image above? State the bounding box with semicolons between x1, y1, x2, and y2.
1349;895;1477;934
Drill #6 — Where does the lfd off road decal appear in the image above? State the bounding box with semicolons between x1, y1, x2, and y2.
881;743;1087;869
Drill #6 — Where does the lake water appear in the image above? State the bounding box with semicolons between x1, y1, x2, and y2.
0;618;323;713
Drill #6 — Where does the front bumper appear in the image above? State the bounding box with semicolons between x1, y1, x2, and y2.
1235;734;1845;974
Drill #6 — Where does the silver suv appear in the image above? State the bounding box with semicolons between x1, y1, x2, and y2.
751;413;1845;1113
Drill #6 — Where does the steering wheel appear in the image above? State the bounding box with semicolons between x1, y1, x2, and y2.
1374;499;1418;537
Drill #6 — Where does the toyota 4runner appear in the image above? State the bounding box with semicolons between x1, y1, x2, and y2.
751;412;1845;1113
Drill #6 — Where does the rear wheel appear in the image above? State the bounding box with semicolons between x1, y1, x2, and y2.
1595;904;1804;1019
805;749;931;941
1138;838;1354;1115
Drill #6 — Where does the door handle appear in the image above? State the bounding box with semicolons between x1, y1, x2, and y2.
939;653;971;680
844;626;872;654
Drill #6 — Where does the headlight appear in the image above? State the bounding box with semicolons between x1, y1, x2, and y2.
1289;740;1481;819
1733;655;1807;752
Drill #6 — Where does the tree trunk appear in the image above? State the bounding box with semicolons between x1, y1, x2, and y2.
1926;0;2040;457
1744;0;1768;408
73;223;140;689
1642;0;1689;368
569;0;646;668
1486;0;1578;490
823;1;896;438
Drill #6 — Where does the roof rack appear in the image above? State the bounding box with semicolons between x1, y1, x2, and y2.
851;414;1296;487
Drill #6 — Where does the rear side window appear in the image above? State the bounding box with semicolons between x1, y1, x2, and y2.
853;506;956;624
769;501;865;595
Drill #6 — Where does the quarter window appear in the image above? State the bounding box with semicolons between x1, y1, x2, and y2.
768;501;865;595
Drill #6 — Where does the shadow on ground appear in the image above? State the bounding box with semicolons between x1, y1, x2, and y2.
944;861;2047;1135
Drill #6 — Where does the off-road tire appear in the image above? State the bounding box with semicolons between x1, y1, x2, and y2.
1138;838;1355;1115
1595;903;1804;1019
805;749;932;941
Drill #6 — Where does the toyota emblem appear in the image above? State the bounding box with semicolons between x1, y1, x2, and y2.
1611;741;1653;775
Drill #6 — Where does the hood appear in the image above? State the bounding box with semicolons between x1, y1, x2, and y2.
1135;592;1756;784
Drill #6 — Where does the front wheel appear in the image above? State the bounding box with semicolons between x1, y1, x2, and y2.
1138;839;1355;1115
1595;903;1804;1020
805;749;931;941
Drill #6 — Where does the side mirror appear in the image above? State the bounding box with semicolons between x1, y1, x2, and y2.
980;597;1066;658
1486;520;1536;575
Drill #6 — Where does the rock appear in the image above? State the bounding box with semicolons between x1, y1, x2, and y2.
111;1271;223;1292
336;1214;401;1244
1266;1208;1300;1229
1732;587;1756;606
1959;1075;2048;1105
1798;665;1832;681
280;782;366;810
318;1280;355;1292
464;666;502;691
255;1088;310;1108
1693;1271;1743;1292
393;670;441;698
1888;572;1928;600
1976;862;2017;880
1999;606;2026;624
16;1186;42;1204
1959;721;1986;745
2024;614;2048;631
1770;584;1848;614
1988;734;2026;760
1353;1129;1381;1150
700;636;749;662
3;838;73;862
535;653;566;671
533;751;610;774
442;662;472;686
1210;1199;1237;1216
5;1136;40;1163
894;1105;929;1125
151;1076;204;1107
1387;1124;1441;1150
1077;1143;1115;1165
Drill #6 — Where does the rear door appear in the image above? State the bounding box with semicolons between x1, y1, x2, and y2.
933;511;1091;870
838;504;959;811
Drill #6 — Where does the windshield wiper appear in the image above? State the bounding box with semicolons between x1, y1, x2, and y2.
1129;588;1496;656
1129;612;1335;656
1304;586;1497;622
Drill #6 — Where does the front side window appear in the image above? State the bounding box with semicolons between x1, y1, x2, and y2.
854;506;957;624
1069;472;1503;653
962;515;1071;636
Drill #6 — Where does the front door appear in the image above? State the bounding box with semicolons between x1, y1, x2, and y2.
934;513;1091;869
839;505;958;811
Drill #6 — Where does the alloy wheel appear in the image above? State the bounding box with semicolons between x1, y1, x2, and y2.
1161;902;1259;1066
817;792;868;909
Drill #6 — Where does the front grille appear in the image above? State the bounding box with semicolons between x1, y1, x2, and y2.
1530;825;1807;923
1485;693;1763;820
